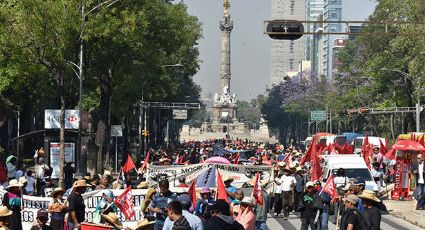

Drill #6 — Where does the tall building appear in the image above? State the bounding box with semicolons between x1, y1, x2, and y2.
322;0;342;81
306;0;324;61
270;0;306;86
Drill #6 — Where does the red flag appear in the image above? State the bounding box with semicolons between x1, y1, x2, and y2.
320;174;338;199
283;153;291;164
123;154;136;173
384;148;396;160
419;136;425;147
233;152;240;165
178;153;186;164
184;160;190;165
300;136;316;165
188;180;197;209
141;150;151;170
310;149;322;182
379;139;387;156
252;172;263;206
216;170;230;203
361;134;372;169
114;187;135;220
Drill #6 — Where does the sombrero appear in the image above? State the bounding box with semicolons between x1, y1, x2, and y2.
6;179;23;189
0;206;12;217
358;190;381;203
50;187;65;197
73;180;91;188
137;218;156;229
102;212;123;229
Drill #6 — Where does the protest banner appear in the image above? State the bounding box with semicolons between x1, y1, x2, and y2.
0;189;147;229
147;163;274;189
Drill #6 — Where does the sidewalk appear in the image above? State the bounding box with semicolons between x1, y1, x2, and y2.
383;199;425;229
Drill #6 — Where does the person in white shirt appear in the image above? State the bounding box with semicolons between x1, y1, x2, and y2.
273;162;286;216
279;169;296;220
6;157;17;180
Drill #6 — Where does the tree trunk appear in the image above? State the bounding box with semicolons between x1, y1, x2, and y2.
58;70;65;188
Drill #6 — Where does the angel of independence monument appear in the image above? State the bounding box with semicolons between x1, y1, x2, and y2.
181;1;275;142
205;0;245;134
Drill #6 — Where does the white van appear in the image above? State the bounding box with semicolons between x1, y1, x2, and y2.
353;136;385;154
322;155;379;192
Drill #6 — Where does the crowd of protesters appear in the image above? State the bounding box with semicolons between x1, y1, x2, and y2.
0;137;423;229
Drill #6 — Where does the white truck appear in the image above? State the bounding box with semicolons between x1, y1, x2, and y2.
322;154;379;192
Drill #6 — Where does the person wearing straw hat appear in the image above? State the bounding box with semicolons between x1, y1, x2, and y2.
67;180;91;230
101;212;123;230
223;176;237;203
48;187;67;230
279;168;296;220
234;197;256;230
95;174;111;190
0;206;13;230
30;209;53;230
18;176;28;195
294;166;305;212
2;179;23;230
358;190;381;230
136;218;156;230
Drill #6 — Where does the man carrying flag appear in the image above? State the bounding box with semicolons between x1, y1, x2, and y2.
318;174;338;230
251;173;270;230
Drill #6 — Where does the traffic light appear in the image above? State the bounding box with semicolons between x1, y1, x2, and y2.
143;130;149;137
358;108;370;114
266;20;304;40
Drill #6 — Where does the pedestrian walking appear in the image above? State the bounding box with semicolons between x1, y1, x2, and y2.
359;190;381;230
30;209;53;230
299;182;322;230
149;180;178;230
280;168;296;220
67;180;91;229
2;179;23;230
412;153;425;209
48;187;67;230
340;194;360;230
254;188;269;230
294;166;305;211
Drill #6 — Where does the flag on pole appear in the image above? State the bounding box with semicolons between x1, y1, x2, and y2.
122;154;136;173
216;170;230;204
300;136;316;165
252;172;263;206
188;180;197;209
310;149;322;182
233;152;240;165
320;174;338;199
114;186;135;220
361;134;372;169
141;150;151;170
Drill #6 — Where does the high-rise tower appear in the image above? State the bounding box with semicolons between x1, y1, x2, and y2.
270;0;306;86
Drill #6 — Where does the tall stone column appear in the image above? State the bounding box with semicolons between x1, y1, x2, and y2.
219;0;233;93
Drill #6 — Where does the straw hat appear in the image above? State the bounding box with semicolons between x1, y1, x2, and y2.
305;181;315;188
137;218;156;229
102;212;123;229
0;206;12;217
50;187;65;197
296;166;303;172
137;181;149;189
223;175;234;182
278;162;286;167
358;190;381;203
240;197;255;206
18;176;28;184
73;180;91;188
6;179;23;189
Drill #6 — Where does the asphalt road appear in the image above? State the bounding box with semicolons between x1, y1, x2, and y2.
266;212;423;230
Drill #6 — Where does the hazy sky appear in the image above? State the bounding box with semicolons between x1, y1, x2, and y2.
183;0;378;101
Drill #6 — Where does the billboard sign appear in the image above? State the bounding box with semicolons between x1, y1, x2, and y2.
45;109;80;129
172;109;188;120
49;142;75;179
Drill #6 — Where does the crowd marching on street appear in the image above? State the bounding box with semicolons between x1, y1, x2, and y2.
0;137;424;230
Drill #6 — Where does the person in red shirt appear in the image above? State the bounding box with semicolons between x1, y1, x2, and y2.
178;176;188;188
